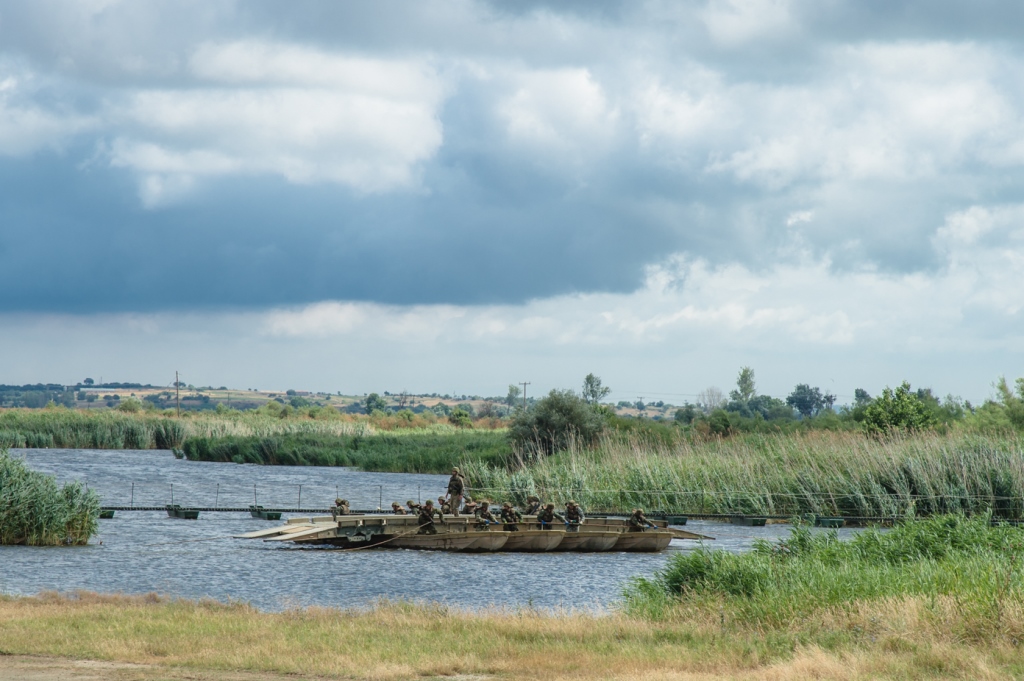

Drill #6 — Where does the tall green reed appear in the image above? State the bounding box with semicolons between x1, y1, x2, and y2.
0;449;99;545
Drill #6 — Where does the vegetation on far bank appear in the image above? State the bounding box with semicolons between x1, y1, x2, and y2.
0;450;99;545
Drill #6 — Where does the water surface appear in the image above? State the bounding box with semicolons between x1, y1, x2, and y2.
3;448;863;611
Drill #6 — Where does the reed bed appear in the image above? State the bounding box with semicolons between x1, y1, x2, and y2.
0;449;99;545
0;409;378;451
462;430;1024;518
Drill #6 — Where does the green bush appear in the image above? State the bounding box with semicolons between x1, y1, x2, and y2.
507;389;605;458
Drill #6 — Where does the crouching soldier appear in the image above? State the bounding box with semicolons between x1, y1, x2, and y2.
332;498;350;520
536;503;564;530
500;502;523;532
417;499;443;535
564;500;585;532
628;508;656;532
391;502;407;515
406;499;421;515
437;496;452;514
475;501;499;528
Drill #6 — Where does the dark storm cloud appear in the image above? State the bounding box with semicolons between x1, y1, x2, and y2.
1;1;1024;312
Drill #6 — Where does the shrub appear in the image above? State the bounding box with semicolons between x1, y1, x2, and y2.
0;450;99;545
508;389;605;457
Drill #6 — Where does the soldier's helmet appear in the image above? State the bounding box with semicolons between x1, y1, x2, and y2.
424;499;434;507
407;499;416;506
391;502;401;507
502;502;512;508
567;500;577;507
438;496;446;502
452;467;461;474
636;508;644;514
527;495;540;502
545;503;555;510
335;498;343;505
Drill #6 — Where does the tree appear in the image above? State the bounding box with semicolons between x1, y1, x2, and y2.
364;393;388;414
729;367;756;402
995;376;1024;429
863;381;936;433
854;389;872;407
448;407;473;428
674;403;698;424
696;387;726;414
505;384;522;408
786;384;824;418
83;378;94;386
508;389;605;457
581;373;611;404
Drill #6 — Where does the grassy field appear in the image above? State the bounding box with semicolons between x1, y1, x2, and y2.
463;429;1024;518
2;589;1021;678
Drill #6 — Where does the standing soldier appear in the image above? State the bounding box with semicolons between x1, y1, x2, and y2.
417;499;443;534
391;502;407;515
447;467;466;516
500;502;523;532
628;508;656;532
524;496;542;515
565;500;585;532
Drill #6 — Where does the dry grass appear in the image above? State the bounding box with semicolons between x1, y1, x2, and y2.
0;592;1021;680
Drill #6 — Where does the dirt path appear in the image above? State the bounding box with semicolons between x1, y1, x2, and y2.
0;656;329;681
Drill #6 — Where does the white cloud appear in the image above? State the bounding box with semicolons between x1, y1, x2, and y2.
0;68;95;156
106;41;446;203
261;202;1024;353
701;0;796;46
498;68;618;161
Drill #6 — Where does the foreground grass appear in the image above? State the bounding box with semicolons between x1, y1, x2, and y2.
2;592;1024;680
466;429;1024;517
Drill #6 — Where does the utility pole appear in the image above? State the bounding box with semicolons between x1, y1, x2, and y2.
176;371;180;418
520;382;530;411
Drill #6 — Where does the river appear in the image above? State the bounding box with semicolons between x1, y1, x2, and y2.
2;448;864;611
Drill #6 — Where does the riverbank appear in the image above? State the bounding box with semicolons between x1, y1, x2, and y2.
465;429;1024;518
1;591;1019;680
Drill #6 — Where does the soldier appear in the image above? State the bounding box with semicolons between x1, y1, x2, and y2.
500;502;523;532
524;496;542;515
535;503;565;530
565;500;585;532
332;498;350;520
476;501;499;525
628;508;656;532
406;499;421;514
438;496;452;514
391;502;407;515
417;499;443;534
447;467;466;516
462;498;479;516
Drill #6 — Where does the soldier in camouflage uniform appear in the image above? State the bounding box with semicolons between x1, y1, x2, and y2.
524;496;542;515
564;500;585;532
475;501;499;527
438;496;452;514
535;503;565;530
332;498;350;520
406;499;421;514
391;502;406;515
447;467;466;516
417;499;443;534
628;508;656;532
500;502;523;532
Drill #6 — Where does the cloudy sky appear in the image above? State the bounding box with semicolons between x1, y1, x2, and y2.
1;0;1022;404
